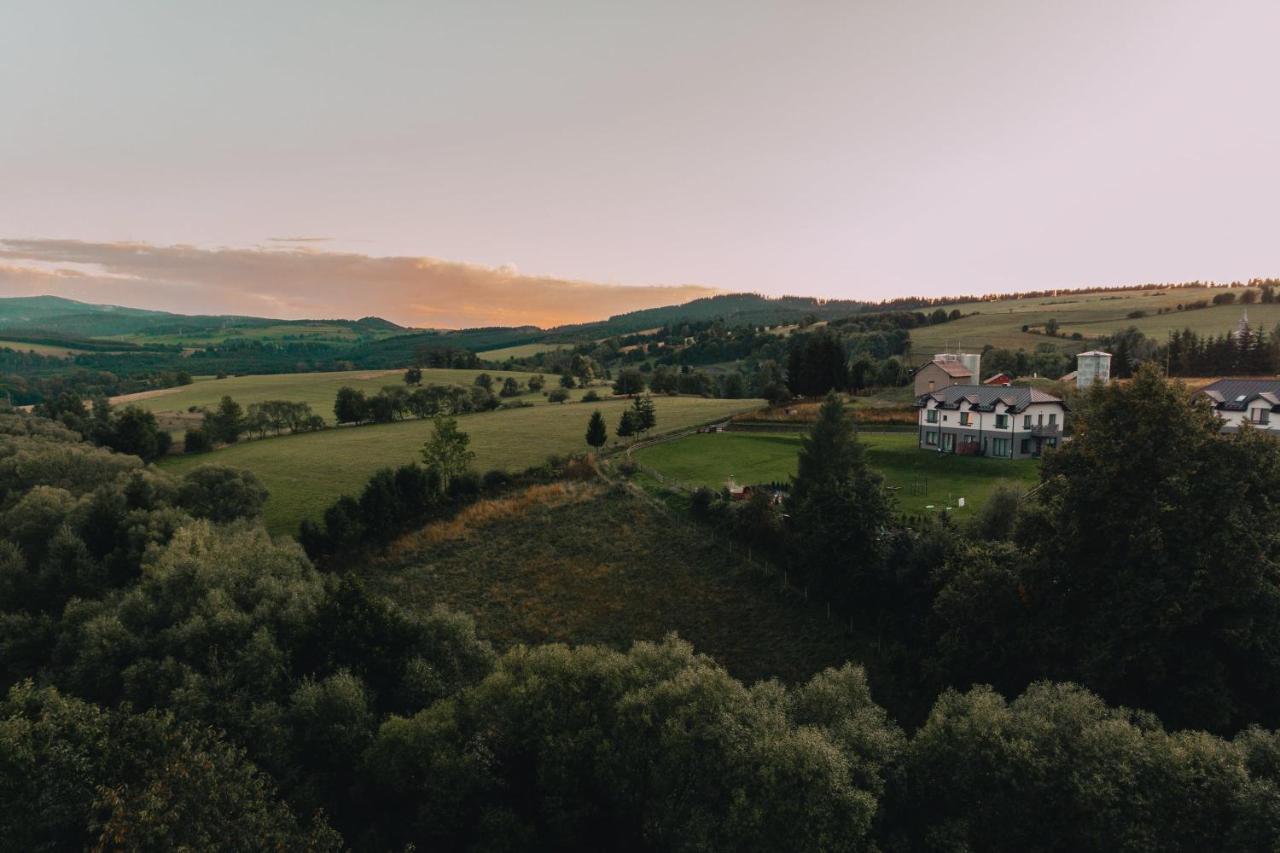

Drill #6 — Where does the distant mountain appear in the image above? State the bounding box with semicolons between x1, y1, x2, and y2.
0;295;404;339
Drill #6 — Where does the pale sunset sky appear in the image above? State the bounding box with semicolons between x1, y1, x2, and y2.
1;1;1278;327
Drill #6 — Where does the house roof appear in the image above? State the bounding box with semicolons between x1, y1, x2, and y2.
1193;378;1280;411
1078;350;1112;358
916;384;1064;413
983;372;1013;385
926;358;962;376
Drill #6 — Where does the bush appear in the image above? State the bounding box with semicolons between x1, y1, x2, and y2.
581;390;601;403
184;428;212;454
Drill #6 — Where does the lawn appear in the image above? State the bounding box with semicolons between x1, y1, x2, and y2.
908;286;1268;355
633;430;1041;516
361;481;867;687
112;366;555;423
159;395;763;534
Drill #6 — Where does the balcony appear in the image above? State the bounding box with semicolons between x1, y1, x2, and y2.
1029;424;1061;437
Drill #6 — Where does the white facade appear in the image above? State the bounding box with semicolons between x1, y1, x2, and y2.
918;395;1064;458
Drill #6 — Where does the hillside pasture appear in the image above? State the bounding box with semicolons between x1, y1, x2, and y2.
159;394;763;533
634;430;1040;516
0;339;87;358
479;342;566;360
362;481;865;686
909;286;1269;356
110;366;552;422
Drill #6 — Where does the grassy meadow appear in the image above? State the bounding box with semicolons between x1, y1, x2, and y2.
160;395;762;533
908;286;1270;355
634;430;1040;516
0;339;88;358
361;481;865;686
111;366;554;423
106;322;402;347
479;342;566;360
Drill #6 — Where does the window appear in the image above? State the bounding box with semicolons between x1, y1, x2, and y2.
1037;413;1044;426
960;412;971;426
925;431;938;446
943;433;955;452
1023;414;1031;429
1048;413;1057;426
992;438;1009;457
995;414;1008;429
1020;438;1031;454
927;409;938;423
1251;409;1271;425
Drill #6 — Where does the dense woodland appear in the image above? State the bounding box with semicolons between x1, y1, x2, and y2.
3;361;1280;849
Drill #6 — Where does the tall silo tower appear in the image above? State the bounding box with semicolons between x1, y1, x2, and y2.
1076;350;1112;389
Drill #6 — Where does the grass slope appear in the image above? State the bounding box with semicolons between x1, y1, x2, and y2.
0;339;86;358
634;431;1040;516
362;481;863;685
909;286;1269;355
479;342;566;360
160;395;763;534
112;367;550;423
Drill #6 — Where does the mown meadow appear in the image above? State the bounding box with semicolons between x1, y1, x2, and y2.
111;366;550;423
634;430;1040;516
160;394;763;533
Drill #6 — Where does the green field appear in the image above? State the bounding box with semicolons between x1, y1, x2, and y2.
479;342;566;360
0;339;87;357
160;395;763;534
634;430;1040;515
112;366;555;423
909;286;1270;355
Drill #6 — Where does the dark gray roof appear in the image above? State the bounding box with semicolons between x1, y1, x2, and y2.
1193;379;1280;411
915;384;1064;413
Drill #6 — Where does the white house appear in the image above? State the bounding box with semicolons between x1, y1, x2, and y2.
1193;379;1280;433
916;385;1067;459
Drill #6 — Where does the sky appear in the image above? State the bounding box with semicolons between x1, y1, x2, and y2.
2;0;1278;328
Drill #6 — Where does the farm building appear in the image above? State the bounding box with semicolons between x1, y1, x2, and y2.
1192;378;1280;433
983;372;1013;386
1075;351;1112;389
916;385;1066;459
912;352;981;396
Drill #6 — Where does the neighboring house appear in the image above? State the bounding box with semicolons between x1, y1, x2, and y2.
983;372;1013;386
1192;378;1280;433
912;358;974;396
916;385;1067;459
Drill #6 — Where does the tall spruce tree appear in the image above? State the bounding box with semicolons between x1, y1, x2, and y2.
786;392;892;605
585;411;607;449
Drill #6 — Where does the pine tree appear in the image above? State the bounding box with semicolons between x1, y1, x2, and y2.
786;392;892;605
585;411;608;449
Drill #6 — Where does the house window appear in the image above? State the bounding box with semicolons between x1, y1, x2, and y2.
1251;409;1270;425
1020;438;1031;454
995;414;1008;429
927;409;938;423
1048;413;1057;427
1023;414;1031;429
942;433;955;452
925;431;937;446
960;412;971;426
992;438;1009;457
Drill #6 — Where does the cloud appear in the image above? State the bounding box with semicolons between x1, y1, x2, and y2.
0;239;720;328
266;236;332;243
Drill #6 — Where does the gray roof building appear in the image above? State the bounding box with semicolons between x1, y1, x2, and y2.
915;384;1065;413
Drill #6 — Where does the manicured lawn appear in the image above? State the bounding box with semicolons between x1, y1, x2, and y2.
160;395;763;534
113;366;556;423
634;430;1041;516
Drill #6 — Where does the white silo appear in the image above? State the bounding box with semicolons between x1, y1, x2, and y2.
1076;351;1111;389
936;352;982;383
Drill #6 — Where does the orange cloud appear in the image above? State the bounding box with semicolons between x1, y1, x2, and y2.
0;239;720;328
